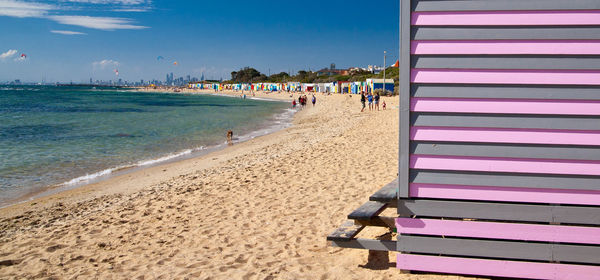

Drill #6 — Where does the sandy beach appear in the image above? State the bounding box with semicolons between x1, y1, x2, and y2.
0;90;478;279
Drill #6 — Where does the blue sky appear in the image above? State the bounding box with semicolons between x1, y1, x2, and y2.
0;0;399;83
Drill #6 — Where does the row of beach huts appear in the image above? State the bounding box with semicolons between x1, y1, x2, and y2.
188;78;395;94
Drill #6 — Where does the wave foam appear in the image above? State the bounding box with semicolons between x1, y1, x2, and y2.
62;146;205;186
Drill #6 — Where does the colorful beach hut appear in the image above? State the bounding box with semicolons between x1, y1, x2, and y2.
329;1;600;279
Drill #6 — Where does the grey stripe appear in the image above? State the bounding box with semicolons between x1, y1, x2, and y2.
411;114;600;130
398;199;600;225
411;142;600;161
412;85;600;100
413;0;600;11
413;56;600;70
398;236;600;264
399;0;412;198
412;27;600;40
411;170;600;191
331;239;397;252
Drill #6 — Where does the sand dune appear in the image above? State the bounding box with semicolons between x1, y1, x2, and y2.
0;91;481;279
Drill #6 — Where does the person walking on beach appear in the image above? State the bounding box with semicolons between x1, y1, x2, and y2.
374;92;381;111
292;99;297;108
311;94;316;107
367;92;374;111
360;92;366;112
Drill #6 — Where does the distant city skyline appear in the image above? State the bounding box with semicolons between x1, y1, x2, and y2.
0;0;399;83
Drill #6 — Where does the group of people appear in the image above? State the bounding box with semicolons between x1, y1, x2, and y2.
292;94;316;108
360;92;385;112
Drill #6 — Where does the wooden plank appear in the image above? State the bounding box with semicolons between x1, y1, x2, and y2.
410;183;600;206
412;68;600;85
412;10;600;26
411;141;600;161
411;98;600;116
412;126;600;147
398;0;412;199
397;235;551;261
397;235;600;264
330;239;396;252
413;55;600;69
410;155;600;176
411;170;600;191
412;0;600;12
369;178;398;202
413;27;600;40
397;199;600;225
396;218;600;244
397;254;600;280
348;201;387;221
327;220;364;241
411;84;600;100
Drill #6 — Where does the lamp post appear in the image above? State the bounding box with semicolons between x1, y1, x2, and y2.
383;50;387;95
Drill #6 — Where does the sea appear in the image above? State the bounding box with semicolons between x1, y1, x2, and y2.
0;85;293;207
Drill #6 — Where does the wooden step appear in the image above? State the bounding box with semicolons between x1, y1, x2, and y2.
348;201;387;221
370;178;398;203
327;220;365;241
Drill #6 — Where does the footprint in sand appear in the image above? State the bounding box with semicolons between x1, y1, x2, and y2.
46;244;68;252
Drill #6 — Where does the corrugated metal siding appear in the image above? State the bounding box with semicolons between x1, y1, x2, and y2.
397;0;600;278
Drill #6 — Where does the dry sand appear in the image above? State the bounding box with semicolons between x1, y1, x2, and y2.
0;90;480;279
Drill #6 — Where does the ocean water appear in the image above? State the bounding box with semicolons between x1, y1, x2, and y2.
0;86;292;206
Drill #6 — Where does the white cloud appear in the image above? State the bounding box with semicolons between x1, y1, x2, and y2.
112;8;149;12
0;0;151;30
0;0;54;18
63;0;148;4
0;49;18;60
51;30;87;35
92;59;120;69
49;15;148;30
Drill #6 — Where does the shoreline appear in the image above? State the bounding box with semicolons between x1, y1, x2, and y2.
0;92;465;279
0;89;296;210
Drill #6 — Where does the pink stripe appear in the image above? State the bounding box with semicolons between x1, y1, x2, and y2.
411;98;600;115
412;10;600;26
396;218;600;244
410;155;600;176
412;40;600;55
411;69;600;85
397;254;600;280
411;126;600;146
410;183;600;206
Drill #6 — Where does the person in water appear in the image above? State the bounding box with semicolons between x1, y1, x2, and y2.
227;130;233;145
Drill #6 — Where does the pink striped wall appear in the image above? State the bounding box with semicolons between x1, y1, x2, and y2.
396;218;600;244
410;155;600;176
412;10;600;26
410;183;600;206
411;69;600;85
411;127;600;146
411;98;600;115
397;254;600;280
412;40;600;55
399;4;600;279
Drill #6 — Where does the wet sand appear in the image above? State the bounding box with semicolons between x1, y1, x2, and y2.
0;90;481;279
